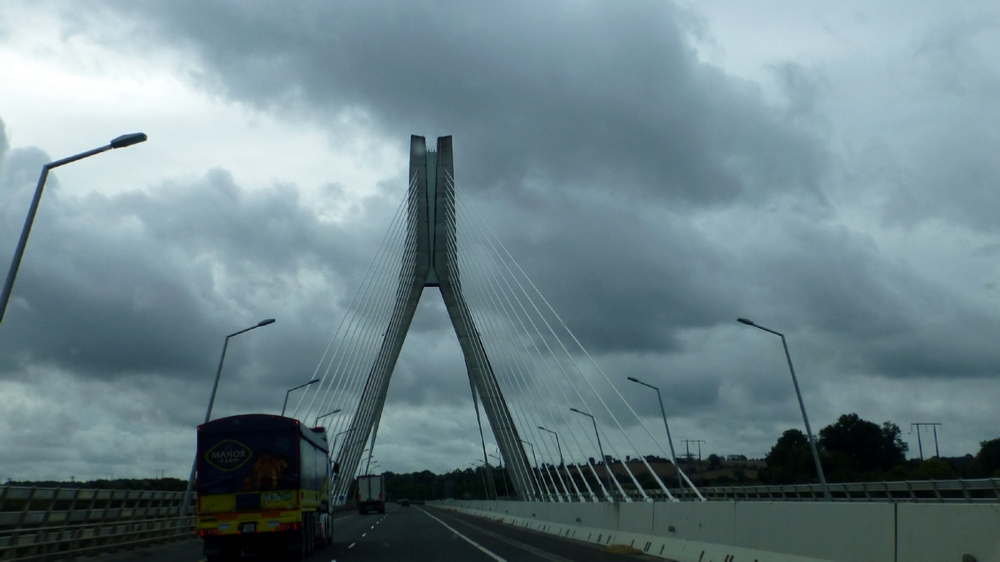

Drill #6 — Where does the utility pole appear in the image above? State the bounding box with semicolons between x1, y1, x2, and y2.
910;423;942;460
681;440;706;461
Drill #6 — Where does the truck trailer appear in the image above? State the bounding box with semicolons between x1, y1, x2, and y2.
356;474;385;514
196;414;333;561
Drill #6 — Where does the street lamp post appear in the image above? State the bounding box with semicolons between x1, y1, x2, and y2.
181;318;276;518
281;379;320;416
738;318;831;501
489;451;511;498
537;426;566;499
519;439;542;499
537;426;565;469
627;376;684;494
469;461;490;500
331;428;355;461
570;407;611;500
1;133;148;325
314;409;341;428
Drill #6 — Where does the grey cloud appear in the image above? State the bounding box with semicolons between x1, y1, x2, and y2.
0;118;7;171
843;14;1000;232
109;0;827;209
740;219;1000;380
0;157;398;387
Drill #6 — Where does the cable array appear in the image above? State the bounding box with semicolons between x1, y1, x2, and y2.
286;150;701;503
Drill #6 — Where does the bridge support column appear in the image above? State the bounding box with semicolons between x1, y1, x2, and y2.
333;136;537;503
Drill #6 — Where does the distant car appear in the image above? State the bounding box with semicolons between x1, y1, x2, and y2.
400;499;409;506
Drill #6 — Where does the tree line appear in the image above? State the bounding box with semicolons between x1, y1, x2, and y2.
762;413;1000;484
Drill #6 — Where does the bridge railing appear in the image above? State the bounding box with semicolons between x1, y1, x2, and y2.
0;486;195;561
627;477;1000;502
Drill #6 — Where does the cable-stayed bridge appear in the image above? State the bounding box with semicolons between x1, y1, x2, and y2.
4;136;998;562
287;135;697;505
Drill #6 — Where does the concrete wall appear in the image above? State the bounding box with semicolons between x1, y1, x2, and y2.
734;502;894;562
896;503;1000;562
436;499;1000;562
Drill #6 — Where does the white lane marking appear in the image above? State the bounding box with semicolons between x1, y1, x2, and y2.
447;514;573;562
362;532;367;537
419;507;507;562
348;542;356;549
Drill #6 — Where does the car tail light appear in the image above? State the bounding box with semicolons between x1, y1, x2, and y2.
279;523;302;532
199;529;218;537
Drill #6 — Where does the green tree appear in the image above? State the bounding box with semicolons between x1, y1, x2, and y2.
708;454;722;468
880;422;908;467
819;414;908;477
762;429;814;484
974;438;1000;477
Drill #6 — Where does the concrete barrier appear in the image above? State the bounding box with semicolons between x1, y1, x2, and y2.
896;503;1000;562
435;499;1000;562
733;502;894;562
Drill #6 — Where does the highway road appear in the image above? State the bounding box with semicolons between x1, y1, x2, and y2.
99;504;638;561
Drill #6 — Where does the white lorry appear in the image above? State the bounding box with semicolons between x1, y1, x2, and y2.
356;474;385;514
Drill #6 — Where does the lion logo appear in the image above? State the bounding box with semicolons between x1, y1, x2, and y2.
242;454;288;491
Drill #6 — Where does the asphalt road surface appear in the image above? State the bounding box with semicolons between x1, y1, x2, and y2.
95;504;641;561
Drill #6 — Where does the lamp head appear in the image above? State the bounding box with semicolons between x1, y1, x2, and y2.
737;318;755;326
110;132;147;149
627;377;639;382
258;318;276;326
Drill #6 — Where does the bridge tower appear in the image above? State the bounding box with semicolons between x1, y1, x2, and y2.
333;136;538;501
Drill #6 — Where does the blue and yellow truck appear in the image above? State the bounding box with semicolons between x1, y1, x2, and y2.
196;414;334;561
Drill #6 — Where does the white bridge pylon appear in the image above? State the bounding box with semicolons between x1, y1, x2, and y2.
300;136;699;505
331;136;537;501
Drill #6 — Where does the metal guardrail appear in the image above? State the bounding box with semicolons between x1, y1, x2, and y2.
0;486;195;561
628;478;1000;503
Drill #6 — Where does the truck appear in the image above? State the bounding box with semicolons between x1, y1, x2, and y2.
196;414;334;561
356;474;385;514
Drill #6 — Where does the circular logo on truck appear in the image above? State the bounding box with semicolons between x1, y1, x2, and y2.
205;440;252;471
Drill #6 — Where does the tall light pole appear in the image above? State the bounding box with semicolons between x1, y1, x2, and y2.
489;451;510;498
1;133;148;325
181;318;276;519
331;427;355;461
537;426;564;469
469;461;490;500
538;426;566;501
281;379;320;416
570;407;611;501
520;439;542;499
738;318;831;501
627;376;684;493
314;408;341;428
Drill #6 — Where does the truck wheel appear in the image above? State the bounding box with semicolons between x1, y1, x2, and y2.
219;538;241;562
287;523;308;560
317;514;330;549
308;514;316;556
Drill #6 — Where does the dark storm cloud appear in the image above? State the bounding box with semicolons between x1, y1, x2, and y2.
0;118;8;167
737;218;1000;380
486;190;739;354
109;0;826;208
9;2;992;397
0;145;399;387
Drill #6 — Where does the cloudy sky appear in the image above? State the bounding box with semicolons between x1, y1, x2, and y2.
1;0;999;483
